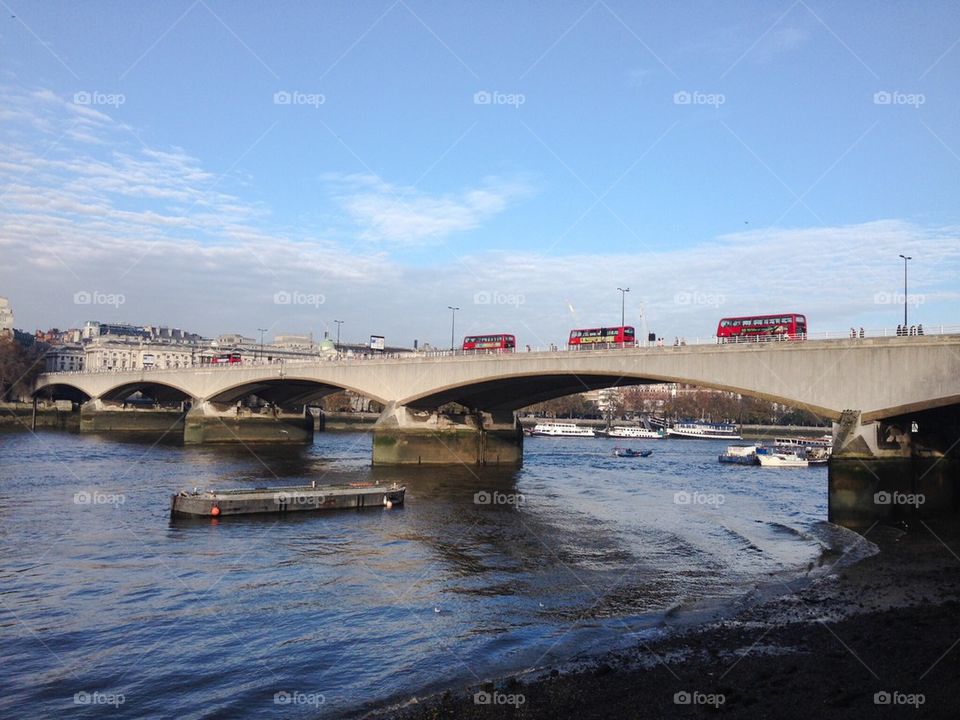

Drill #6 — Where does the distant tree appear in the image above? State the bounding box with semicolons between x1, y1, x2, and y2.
777;407;828;427
0;337;48;401
524;393;598;419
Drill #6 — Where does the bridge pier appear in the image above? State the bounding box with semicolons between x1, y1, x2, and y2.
829;407;960;528
183;402;314;444
372;404;523;466
79;398;186;435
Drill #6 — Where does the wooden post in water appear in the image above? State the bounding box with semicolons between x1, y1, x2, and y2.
31;396;37;431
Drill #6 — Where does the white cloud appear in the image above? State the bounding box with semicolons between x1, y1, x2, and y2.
327;173;533;245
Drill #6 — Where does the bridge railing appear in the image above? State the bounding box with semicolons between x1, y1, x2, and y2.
38;324;960;376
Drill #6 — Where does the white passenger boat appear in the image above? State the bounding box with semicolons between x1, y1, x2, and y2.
667;421;742;440
757;452;809;468
530;422;595;437
607;425;665;439
773;434;833;448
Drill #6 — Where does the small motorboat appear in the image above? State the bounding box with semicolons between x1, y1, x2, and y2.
613;447;653;458
757;452;808;468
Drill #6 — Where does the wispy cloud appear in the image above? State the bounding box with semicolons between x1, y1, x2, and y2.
325;173;533;246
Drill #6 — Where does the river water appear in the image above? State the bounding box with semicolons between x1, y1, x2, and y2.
0;428;862;718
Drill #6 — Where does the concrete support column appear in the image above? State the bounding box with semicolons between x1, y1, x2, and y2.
183;401;314;444
372;403;523;466
829;408;960;528
80;397;186;435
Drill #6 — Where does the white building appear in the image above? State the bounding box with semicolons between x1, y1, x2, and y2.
83;339;198;370
44;345;86;372
0;296;13;336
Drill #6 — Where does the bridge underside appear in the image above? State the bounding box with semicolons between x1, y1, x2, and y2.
207;379;348;407
407;375;658;411
100;382;192;404
33;383;91;403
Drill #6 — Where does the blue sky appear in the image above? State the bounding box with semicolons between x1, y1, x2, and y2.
1;1;958;348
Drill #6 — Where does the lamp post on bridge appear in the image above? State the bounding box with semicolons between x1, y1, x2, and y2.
898;254;911;329
617;287;629;343
448;306;459;352
257;328;267;362
334;320;343;354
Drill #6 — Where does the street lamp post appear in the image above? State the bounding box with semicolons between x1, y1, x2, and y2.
617;287;630;342
257;328;267;362
448;306;459;351
898;254;911;329
334;320;343;351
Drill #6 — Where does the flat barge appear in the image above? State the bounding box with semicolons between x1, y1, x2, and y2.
170;483;405;517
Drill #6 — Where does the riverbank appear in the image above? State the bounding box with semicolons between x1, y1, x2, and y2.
0;401;79;429
372;520;960;719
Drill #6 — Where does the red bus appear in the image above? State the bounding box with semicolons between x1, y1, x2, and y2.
462;334;516;352
716;314;806;342
568;326;635;347
208;351;243;364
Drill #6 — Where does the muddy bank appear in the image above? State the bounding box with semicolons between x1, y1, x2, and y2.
371;521;960;719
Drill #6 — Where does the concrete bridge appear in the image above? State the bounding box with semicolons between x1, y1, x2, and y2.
32;334;960;526
35;330;958;438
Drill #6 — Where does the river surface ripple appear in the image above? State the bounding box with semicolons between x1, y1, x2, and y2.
0;429;849;718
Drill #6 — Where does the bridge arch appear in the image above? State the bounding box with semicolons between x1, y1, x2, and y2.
32;382;92;403
98;380;195;404
399;370;840;420
205;377;389;408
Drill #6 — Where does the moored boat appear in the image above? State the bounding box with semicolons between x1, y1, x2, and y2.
773;434;833;449
757;452;808;468
718;444;759;465
804;447;831;465
530;422;595;437
607;425;665;439
170;482;406;517
667;421;742;440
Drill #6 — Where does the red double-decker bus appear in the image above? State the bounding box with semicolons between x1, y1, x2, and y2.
462;334;516;352
206;350;243;364
716;313;806;342
568;326;635;347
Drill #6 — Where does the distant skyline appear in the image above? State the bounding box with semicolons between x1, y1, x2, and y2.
2;1;959;347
